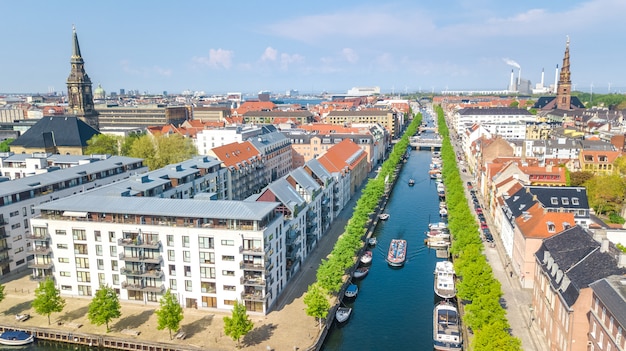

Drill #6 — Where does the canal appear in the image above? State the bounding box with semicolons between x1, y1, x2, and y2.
322;140;446;349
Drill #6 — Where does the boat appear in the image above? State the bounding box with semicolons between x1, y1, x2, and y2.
439;207;448;217
427;239;450;249
378;213;390;220
434;261;456;299
368;237;377;246
433;301;463;351
0;331;35;346
360;250;373;265
427;232;451;240
353;267;369;279
386;239;407;267
429;222;448;231
408;179;415;186
336;307;352;323
344;284;358;298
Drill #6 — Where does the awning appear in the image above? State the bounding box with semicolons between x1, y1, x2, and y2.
62;211;88;217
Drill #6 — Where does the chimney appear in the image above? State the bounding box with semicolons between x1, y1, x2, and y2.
518;67;522;87
601;238;610;253
554;64;559;93
510;69;515;92
619;252;626;268
540;68;545;87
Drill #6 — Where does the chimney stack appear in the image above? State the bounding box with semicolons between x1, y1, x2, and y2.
554;64;559;93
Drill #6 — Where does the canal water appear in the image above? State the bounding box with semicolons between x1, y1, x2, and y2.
322;146;446;350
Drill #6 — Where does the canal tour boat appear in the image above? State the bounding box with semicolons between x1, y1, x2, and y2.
360;250;373;265
0;330;35;346
344;284;358;298
386;239;407;267
434;261;456;299
433;301;462;351
336;307;352;323
353;267;369;279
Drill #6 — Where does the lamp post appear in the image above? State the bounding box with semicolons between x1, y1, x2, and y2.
528;306;535;328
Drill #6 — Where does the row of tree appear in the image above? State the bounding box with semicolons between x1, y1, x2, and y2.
85;132;198;170
436;105;522;350
303;110;422;327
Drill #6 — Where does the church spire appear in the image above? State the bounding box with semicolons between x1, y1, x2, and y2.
67;26;98;130
71;25;82;61
556;36;572;110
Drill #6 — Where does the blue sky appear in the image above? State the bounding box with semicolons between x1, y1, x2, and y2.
1;0;625;95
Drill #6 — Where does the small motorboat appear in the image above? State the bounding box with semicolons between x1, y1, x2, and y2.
0;330;35;346
427;239;450;249
408;179;415;186
378;213;390;220
368;237;377;246
344;284;358;298
360;250;373;265
335;307;352;323
429;222;448;231
439;207;448;217
353;267;369;279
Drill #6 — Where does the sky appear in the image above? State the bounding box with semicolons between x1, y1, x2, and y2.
1;0;625;96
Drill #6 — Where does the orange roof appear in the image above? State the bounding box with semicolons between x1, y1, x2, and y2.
318;139;367;173
233;101;276;115
210;141;261;170
515;203;575;239
299;123;370;134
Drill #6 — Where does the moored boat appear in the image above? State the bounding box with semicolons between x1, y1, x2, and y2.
336;307;352;323
428;222;448;231
353;267;369;279
360;250;373;265
427;238;450;249
378;213;390;220
408;179;415;186
386;239;407;267
344;284;358;298
433;301;462;351
368;237;377;246
434;261;456;299
439;207;448;217
0;331;35;346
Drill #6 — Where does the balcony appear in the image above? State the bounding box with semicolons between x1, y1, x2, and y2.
30;274;54;282
118;253;163;264
241;290;267;302
26;233;50;240
122;282;165;293
239;246;263;254
118;238;162;249
240;276;266;286
0;229;8;239
240;261;265;271
120;268;164;278
27;261;52;269
26;246;50;255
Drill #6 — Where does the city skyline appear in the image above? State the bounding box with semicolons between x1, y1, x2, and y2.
1;0;625;95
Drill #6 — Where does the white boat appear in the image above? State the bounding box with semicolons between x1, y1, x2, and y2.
336;307;352;323
0;331;35;346
439;207;448;217
433;301;462;351
434;261;456;299
368;237;377;246
429;222;448;231
387;239;407;267
427;239;450;249
344;284;358;298
408;179;415;186
360;250;373;265
428;232;451;240
353;267;369;279
378;213;390;220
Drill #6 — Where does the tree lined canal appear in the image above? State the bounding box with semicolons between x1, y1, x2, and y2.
322;145;445;350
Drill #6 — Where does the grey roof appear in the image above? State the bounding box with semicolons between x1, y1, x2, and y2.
305;159;332;183
0;156;143;198
457;107;532;116
581;139;616;151
527;186;589;210
504;187;537;218
267;178;305;211
326;110;390;117
243;111;314;117
535;226;626;307
289;168;320;194
589;276;626;330
37;195;279;221
10;116;99;148
248;129;288;149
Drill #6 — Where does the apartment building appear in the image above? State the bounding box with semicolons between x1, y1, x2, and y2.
0;153;116;180
0;156;146;277
95;104;188;131
208;141;266;200
325;110;401;138
30;196;284;314
452;107;535;134
588;275;626;351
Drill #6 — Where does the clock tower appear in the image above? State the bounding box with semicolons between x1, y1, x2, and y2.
66;26;99;130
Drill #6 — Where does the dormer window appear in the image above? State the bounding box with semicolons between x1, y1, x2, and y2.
561;197;569;205
551;197;558;205
547;221;556;232
562;222;571;229
572;197;579;205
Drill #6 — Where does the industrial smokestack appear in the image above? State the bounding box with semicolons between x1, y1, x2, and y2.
541;68;545;87
518;67;522;87
554;64;559;93
510;69;514;92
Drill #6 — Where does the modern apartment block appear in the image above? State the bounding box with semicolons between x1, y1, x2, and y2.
0;155;146;277
325;110;402;138
30;196;284;314
0;153;116;180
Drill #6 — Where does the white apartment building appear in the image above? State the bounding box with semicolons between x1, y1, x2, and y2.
0;153;112;180
452;107;536;134
31;196;285;314
0;156;146;277
195;125;264;155
481;122;528;140
509;138;582;160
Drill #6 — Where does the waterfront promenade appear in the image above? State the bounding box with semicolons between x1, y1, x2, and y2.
0;174;369;351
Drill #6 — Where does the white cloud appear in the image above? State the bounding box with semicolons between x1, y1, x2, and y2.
280;53;304;70
192;49;234;69
261;47;278;61
342;48;359;64
119;59;171;77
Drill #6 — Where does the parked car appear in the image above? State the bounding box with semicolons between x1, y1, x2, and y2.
476;207;483;214
467;181;473;189
480;223;489;230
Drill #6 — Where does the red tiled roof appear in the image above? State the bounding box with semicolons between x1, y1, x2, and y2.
515;203;575;239
210;141;261;170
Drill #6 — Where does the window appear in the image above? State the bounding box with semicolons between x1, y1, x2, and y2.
110;246;117;257
168;250;175;261
550;197;558;205
224;300;235;306
57;244;68;249
169;264;176;276
13;235;22;242
572;197;579;205
94;230;101;242
72;229;86;241
170;279;177;290
547;222;556;232
167;235;174;247
76;257;90;269
182;236;190;248
109;231;116;243
97;259;104;270
11;223;20;229
98;273;106;285
199;237;214;249
61;285;72;291
76;271;91;282
224;285;236;291
111;260;118;271
58;257;69;263
221;239;234;246
199;252;214;264
561;197;569;205
222;270;235;276
30;205;35;215
222;255;235;261
95;245;103;256
112;274;119;285
184;266;191;277
183;251;191;263
185;280;192;292
77;285;92;296
56;229;66;235
60;271;71;277
9;210;18;217
200;267;215;279
23;219;28;229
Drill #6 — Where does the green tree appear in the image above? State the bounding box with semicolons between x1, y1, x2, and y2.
128;133;197;170
303;283;330;329
85;134;121;155
223;300;254;348
155;289;184;340
585;174;626;215
569;171;594;186
509;101;519;108
31;278;66;325
472;318;522;351
87;285;121;332
0;284;5;304
0;139;13;152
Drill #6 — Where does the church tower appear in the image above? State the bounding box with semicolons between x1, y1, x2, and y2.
66;26;99;130
556;36;572;110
